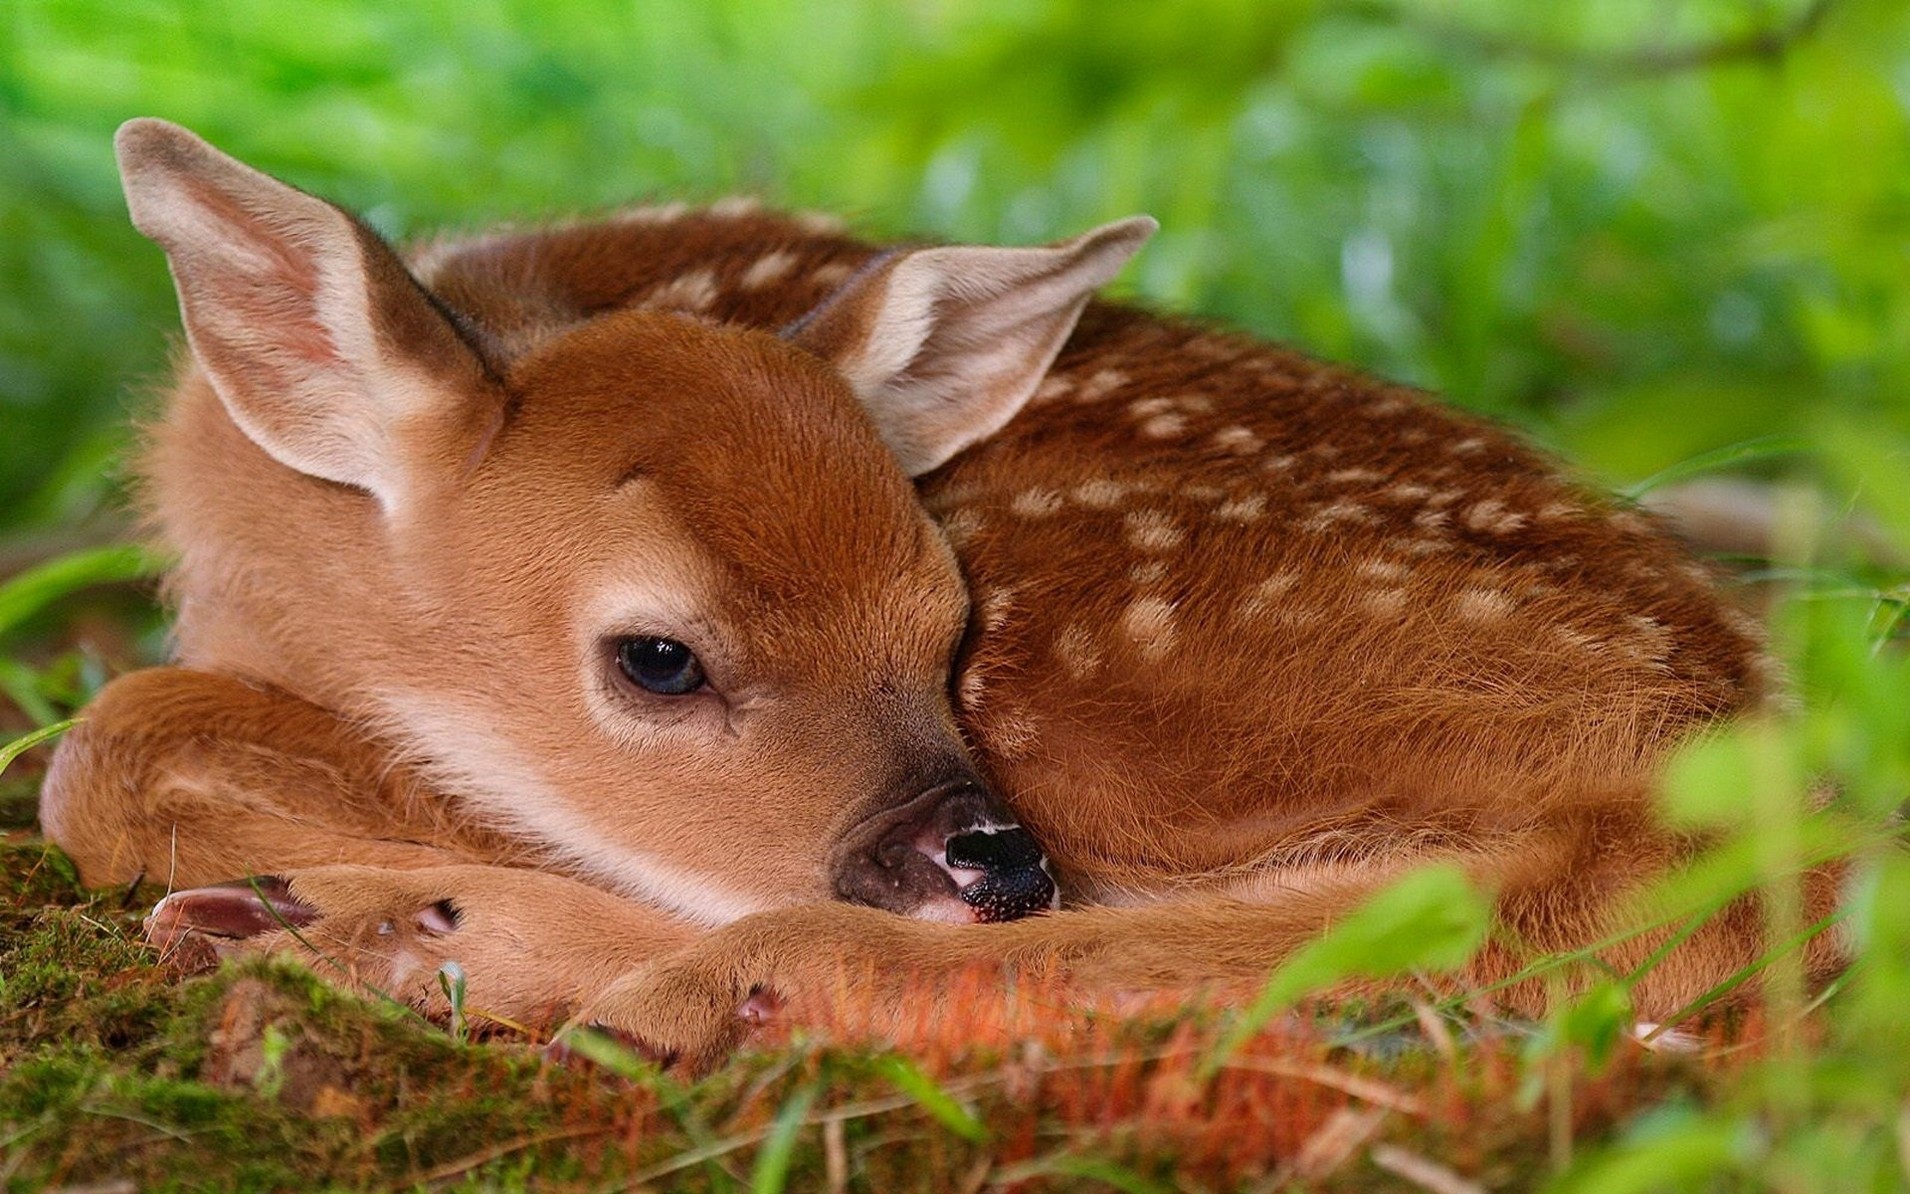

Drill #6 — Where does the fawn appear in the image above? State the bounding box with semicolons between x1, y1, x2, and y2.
39;119;1840;1068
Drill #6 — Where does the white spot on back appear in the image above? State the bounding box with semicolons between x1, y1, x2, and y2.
614;201;689;225
1364;588;1408;619
644;268;720;311
1140;413;1188;439
1326;467;1386;485
1072;479;1131;509
1074;368;1128;402
959;669;987;712
1623;615;1675;668
1302;500;1370;532
1271;601;1318;628
1032;375;1074;404
1454;588;1514;621
1554;626;1601;653
1610;511;1653;536
1463;499;1528;535
811;262;855;287
794;210;847;233
1125;509;1184;552
1719;605;1763;639
977;699;1039;758
1130;559;1168;585
1053;623;1102;678
740;250;797;290
939;509;985;548
1214;494;1267;522
1010;488;1063;518
1211;426;1263;454
1237;572;1298;619
1122;596;1178;659
977;586;1019;634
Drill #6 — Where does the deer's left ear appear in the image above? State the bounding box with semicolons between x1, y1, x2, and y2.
788;216;1156;476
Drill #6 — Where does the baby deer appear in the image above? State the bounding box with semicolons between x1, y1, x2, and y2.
40;119;1838;1068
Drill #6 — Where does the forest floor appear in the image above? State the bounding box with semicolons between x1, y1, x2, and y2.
0;799;1774;1194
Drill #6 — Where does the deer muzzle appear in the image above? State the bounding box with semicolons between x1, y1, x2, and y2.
831;776;1057;923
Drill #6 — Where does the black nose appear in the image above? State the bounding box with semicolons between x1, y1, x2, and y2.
831;777;1057;922
945;825;1055;922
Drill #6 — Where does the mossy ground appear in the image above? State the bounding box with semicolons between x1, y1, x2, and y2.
0;816;1760;1193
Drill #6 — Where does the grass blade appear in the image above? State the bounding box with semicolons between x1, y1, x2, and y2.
0;718;79;777
0;544;166;642
994;1154;1173;1194
1621;436;1809;499
0;658;62;726
878;1055;988;1142
1203;864;1489;1078
749;1082;818;1194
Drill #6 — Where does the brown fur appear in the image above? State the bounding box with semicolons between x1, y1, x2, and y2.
41;121;1841;1067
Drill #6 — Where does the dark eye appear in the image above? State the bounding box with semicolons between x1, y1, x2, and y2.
615;636;706;696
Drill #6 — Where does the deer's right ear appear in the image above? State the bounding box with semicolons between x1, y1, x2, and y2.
115;118;499;512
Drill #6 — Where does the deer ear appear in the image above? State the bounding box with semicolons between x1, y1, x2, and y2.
789;216;1156;476
115;118;498;512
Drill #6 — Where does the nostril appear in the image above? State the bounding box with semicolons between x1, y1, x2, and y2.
945;826;1044;873
944;826;1056;923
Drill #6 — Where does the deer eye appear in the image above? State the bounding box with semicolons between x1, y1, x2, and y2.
615;636;706;696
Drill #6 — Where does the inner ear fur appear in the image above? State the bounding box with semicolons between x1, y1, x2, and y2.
115;118;500;511
789;216;1157;476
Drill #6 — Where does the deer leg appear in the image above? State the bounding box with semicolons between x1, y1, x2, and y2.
40;667;699;1025
39;667;503;888
573;811;1847;1071
145;862;699;1028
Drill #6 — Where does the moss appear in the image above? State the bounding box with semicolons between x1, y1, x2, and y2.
0;778;41;831
0;818;1828;1192
0;837;87;908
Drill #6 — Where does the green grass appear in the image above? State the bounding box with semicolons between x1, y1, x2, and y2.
0;837;1765;1191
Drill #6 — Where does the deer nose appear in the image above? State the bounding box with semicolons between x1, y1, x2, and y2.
941;822;1055;922
833;777;1057;923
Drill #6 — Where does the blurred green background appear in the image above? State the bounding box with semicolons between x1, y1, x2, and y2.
3;0;1908;548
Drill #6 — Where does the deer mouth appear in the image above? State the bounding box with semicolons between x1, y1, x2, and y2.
831;778;1058;923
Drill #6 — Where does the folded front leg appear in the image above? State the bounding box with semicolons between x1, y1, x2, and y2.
39;667;515;888
41;668;700;1029
147;863;699;1028
568;895;1343;1072
571;816;1848;1071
